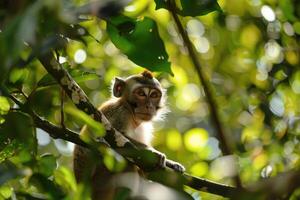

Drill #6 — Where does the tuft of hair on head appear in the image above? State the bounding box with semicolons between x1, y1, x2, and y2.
141;70;153;79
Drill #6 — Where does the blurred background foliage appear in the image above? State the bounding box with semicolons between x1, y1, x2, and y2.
0;0;300;199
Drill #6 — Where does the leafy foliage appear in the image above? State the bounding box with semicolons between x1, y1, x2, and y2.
154;0;221;16
0;112;35;163
107;15;172;74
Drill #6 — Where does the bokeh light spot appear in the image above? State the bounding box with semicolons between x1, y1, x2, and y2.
210;155;238;178
269;95;284;117
265;40;282;62
194;37;210;53
74;49;87;64
190;162;209;177
283;22;294;36
184;128;208;152
261;5;275;22
36;128;51;146
182;84;201;103
187;19;205;37
166;129;182;151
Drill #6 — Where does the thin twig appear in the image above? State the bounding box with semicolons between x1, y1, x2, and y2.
60;88;66;129
55;50;66;129
167;0;230;155
167;0;242;187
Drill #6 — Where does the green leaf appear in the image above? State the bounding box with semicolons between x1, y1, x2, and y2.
179;0;221;16
37;68;100;88
37;154;57;177
54;166;77;192
0;112;35;163
154;0;168;10
8;68;30;87
0;140;23;163
107;15;173;74
154;0;221;17
65;106;105;137
103;149;126;172
0;112;34;149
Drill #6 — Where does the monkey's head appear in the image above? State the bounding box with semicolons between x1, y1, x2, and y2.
112;70;166;121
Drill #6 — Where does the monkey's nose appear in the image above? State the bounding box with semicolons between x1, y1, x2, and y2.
146;102;154;109
146;105;152;110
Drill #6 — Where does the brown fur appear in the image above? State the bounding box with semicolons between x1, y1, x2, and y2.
73;72;164;200
141;70;153;79
73;102;140;200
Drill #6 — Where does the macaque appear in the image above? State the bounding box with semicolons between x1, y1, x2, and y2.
73;70;185;200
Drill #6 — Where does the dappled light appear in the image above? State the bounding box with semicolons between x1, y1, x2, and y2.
1;0;300;199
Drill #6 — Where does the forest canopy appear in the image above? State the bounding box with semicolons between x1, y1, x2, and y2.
0;0;300;199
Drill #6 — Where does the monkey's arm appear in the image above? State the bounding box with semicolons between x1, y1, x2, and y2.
125;135;185;173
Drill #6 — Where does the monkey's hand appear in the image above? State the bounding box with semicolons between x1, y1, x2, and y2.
147;148;167;170
129;139;185;173
166;159;185;173
147;148;185;173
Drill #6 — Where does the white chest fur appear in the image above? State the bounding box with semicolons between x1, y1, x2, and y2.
126;122;153;146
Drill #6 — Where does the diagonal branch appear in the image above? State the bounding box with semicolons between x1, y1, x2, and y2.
6;89;300;198
167;0;242;187
33;109;236;198
167;0;231;158
37;52;164;170
8;82;300;198
33;51;237;197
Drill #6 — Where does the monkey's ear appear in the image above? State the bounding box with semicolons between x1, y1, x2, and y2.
113;77;126;97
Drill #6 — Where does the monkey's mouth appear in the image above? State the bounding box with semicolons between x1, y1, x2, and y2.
136;112;152;116
135;112;153;120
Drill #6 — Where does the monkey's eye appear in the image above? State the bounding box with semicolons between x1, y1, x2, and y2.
137;90;146;96
150;91;160;98
150;92;158;98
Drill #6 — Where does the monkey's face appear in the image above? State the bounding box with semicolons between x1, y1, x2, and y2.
112;71;165;122
131;87;162;121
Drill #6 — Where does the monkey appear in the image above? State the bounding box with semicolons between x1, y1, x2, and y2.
73;70;185;200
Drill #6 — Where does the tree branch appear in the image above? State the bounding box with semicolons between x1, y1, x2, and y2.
32;51;237;197
32;113;87;147
5;90;300;198
34;112;236;198
4;86;236;198
37;52;164;170
12;58;299;198
183;174;236;197
167;0;231;158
